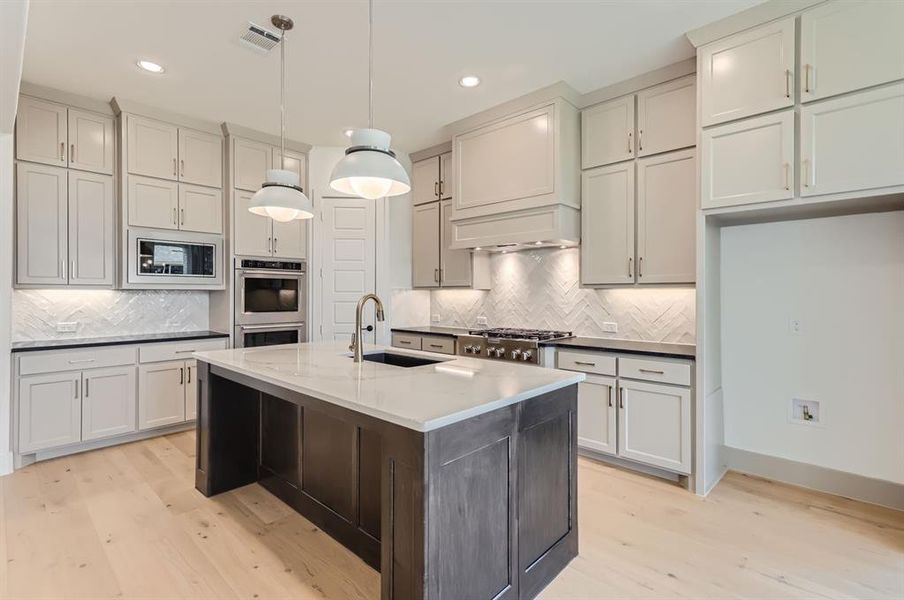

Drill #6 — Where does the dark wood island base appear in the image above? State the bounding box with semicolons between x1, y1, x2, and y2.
195;361;578;600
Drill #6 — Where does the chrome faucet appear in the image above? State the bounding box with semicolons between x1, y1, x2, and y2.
350;293;385;362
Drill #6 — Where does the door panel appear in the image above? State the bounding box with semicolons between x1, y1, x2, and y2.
179;183;223;234
68;170;114;286
800;84;904;197
412;202;440;288
234;189;273;257
302;409;356;520
15;96;67;167
412;157;439;205
637;149;696;284
617;380;691;474
233;137;272;192
320;197;376;343
128;175;179;230
801;1;904;102
18;372;82;453
82;366;136;441
701;110;794;209
580;162;635;285
700;17;795;126
637;76;695;157
16;162;68;285
582;95;635;168
138;361;186;430
440;200;471;287
127;115;179;180
67;109;114;174
577;375;617;455
178;128;223;187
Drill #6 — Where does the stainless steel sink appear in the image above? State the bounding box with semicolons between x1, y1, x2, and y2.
360;352;442;368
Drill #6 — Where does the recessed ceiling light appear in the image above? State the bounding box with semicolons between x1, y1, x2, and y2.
137;60;165;74
459;75;481;88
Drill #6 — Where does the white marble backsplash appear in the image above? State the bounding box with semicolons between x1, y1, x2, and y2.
12;289;210;341
430;248;696;343
390;289;432;327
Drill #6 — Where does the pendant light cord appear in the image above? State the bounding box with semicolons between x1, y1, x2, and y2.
280;27;286;163
368;0;374;129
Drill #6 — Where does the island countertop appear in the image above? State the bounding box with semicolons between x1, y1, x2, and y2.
194;340;585;432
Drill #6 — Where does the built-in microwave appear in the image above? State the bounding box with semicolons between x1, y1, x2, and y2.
128;229;224;287
234;323;306;348
234;259;306;325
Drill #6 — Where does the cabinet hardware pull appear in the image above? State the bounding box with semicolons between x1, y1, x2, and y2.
74;379;79;399
187;367;191;384
180;159;184;177
60;142;65;161
181;208;185;225
434;181;439;198
84;378;89;398
439;180;444;198
638;129;643;152
619;387;625;409
785;69;791;98
627;132;633;154
608;386;613;407
399;340;412;345
802;159;811;188
804;64;811;94
639;368;665;375
68;358;95;364
274;237;278;253
434;268;439;283
638;256;644;277
180;367;184;385
574;361;596;366
173;158;177;176
70;144;75;163
61;259;65;279
70;260;76;278
439;268;444;283
268;237;273;253
175;349;196;354
628;257;633;278
428;344;443;349
173;207;177;224
783;162;790;190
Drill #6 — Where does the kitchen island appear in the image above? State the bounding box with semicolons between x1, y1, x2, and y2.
193;341;584;600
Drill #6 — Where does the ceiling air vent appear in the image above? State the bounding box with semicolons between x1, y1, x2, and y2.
239;22;281;54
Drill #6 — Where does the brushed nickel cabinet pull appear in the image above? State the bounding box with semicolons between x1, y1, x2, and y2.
608;386;613;407
619;387;625;409
804;64;811;93
802;159;811;188
60;142;65;161
639;256;644;277
627;132;633;154
84;378;89;398
638;129;643;152
639;368;665;375
784;69;791;98
74;379;79;399
274;237;278;253
68;358;95;364
180;208;185;225
434;268;439;283
784;162;790;190
70;260;76;279
398;340;412;345
434;181;439;198
268;237;273;253
439;180;445;197
187;367;191;384
428;344;443;349
180;367;184;385
173;158;177;177
70;144;75;162
173;207;177;224
574;360;596;367
180;159;185;177
628;257;633;278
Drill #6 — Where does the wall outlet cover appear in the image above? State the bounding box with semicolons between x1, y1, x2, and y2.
56;322;78;333
789;319;802;334
602;322;618;333
477;316;488;326
432;314;441;323
790;398;821;426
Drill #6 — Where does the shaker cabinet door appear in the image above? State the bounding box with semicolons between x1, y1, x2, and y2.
16;162;68;286
179;183;223;234
127;115;179;180
412;202;441;288
700;17;795;126
273;147;307;191
272;218;306;259
440;200;471;287
18;372;82;453
127;175;179;230
234;189;274;257
800;0;904;103
15;96;67;167
178;128;223;188
233;137;272;192
581;162;635;285
800;84;904;197
67;108;114;174
138;361;186;430
68;171;114;286
81;366;137;441
582;95;635;168
637;76;696;157
439;152;454;200
412;157;440;206
617;380;691;474
577;375;617;456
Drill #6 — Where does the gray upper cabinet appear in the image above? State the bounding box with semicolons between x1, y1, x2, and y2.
582;95;635;169
439;152;454;200
636;76;696;158
440;199;471;287
67;108;114;175
178;128;222;188
273;147;307;190
128;175;179;230
412;157;440;206
800;0;904;103
233;137;272;192
127;115;179;180
16;162;68;285
412;201;441;287
67;170;114;286
16;96;68;168
581;161;635;286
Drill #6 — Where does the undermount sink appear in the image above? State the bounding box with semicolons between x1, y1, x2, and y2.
360;352;443;368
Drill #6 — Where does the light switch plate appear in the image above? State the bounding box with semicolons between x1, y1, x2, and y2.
56;322;78;333
602;322;618;333
477;316;488;326
432;314;441;323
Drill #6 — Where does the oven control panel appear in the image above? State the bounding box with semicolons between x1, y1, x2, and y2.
457;335;539;364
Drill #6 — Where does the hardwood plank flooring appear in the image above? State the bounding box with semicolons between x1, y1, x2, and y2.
1;431;901;599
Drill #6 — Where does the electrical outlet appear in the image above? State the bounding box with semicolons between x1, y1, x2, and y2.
56;322;78;333
789;319;802;334
431;314;441;323
477;316;488;326
602;322;618;333
790;398;821;425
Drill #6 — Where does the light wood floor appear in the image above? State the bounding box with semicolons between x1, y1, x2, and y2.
1;432;901;599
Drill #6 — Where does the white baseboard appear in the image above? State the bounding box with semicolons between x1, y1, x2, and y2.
0;450;13;477
723;445;904;511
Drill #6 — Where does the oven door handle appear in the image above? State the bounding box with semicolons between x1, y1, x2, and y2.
238;323;305;331
237;270;306;276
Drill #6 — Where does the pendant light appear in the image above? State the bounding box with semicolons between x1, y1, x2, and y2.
249;15;314;222
330;0;410;200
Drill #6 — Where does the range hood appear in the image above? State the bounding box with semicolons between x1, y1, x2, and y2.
449;204;581;251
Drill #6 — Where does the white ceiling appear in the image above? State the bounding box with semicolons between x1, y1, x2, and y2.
22;0;761;153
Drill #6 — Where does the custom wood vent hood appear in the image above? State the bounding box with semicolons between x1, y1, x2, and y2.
446;83;582;251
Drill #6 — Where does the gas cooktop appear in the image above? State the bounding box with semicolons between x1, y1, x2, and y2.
468;328;573;342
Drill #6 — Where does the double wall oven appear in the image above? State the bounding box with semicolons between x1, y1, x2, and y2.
234;259;307;348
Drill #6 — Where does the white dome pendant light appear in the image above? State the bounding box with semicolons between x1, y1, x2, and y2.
249;15;314;222
330;0;410;200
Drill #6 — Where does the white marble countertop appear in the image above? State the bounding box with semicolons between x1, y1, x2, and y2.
193;341;585;432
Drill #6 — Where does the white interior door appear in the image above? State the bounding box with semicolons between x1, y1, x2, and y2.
320;197;376;345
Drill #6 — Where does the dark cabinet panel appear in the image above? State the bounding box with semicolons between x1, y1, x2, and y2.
302;410;357;521
358;427;382;540
260;393;301;488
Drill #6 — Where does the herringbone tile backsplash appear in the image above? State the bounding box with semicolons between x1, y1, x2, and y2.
430;248;696;343
13;290;210;341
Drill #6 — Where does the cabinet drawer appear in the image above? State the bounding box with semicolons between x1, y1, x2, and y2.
139;338;227;363
557;350;617;376
19;346;137;376
420;335;455;355
391;333;422;351
619;357;690;386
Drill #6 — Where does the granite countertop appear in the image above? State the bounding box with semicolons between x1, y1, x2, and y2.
194;341;584;432
390;325;473;337
540;337;696;359
11;330;230;353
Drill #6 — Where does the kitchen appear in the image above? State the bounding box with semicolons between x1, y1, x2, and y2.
1;1;903;599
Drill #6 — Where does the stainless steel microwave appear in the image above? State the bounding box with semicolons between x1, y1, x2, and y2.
127;229;224;288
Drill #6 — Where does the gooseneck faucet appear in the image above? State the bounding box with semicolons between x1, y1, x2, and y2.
350;293;385;362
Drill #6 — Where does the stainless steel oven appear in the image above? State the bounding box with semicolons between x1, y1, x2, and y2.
234;259;306;326
234;323;306;348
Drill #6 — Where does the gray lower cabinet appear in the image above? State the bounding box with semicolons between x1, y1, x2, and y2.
18;372;82;453
81;366;137;441
576;374;617;456
618;379;692;474
138;360;189;430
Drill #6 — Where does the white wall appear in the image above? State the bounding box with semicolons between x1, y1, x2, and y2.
721;211;904;484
